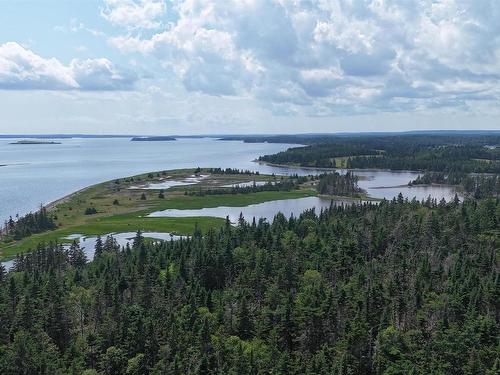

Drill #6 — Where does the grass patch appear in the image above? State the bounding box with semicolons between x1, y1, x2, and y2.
333;154;384;168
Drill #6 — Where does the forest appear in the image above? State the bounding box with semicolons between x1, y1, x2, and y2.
185;180;300;197
0;196;498;374
315;172;363;197
224;132;500;147
258;135;500;174
1;207;56;242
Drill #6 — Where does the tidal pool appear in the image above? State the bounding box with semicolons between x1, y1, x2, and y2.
220;181;270;188
129;174;210;190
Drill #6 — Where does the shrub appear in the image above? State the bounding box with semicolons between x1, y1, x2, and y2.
84;207;97;215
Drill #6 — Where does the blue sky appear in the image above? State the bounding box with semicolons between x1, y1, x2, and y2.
0;0;499;134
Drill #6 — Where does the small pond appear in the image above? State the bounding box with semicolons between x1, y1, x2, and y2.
148;196;358;223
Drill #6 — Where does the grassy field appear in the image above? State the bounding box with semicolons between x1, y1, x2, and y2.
0;169;315;259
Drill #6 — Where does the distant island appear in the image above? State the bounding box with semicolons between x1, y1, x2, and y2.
10;140;61;145
131;136;176;141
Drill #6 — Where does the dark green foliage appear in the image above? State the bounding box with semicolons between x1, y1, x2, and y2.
186;179;298;197
0;198;498;374
84;207;98;215
207;167;259;175
316;171;362;196
1;206;56;241
260;143;378;167
68;241;88;268
259;135;500;173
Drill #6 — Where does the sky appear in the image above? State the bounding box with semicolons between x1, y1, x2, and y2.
0;0;499;135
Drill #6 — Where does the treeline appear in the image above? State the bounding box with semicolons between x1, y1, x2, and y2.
411;172;500;198
205;167;260;175
221;132;500;146
1;206;56;241
410;172;468;186
259;143;378;167
259;135;500;173
346;145;500;173
0;197;498;374
185;180;298;197
316;172;363;197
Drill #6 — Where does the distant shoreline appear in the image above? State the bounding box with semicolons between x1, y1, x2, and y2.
10;140;61;145
44;186;93;212
131;136;176;142
254;160;425;174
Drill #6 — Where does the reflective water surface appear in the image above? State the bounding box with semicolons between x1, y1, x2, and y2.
148;196;358;223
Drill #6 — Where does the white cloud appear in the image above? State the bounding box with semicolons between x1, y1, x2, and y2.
0;42;78;90
101;0;166;29
70;58;137;90
104;0;500;116
0;42;136;91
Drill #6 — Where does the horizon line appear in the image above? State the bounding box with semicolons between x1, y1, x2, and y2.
0;129;500;138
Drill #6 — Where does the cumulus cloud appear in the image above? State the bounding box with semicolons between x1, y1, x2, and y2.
101;0;166;29
105;0;500;116
0;42;137;91
0;42;78;90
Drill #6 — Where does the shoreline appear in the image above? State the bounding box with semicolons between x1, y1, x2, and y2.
39;163;384;214
0;165;463;262
407;182;459;188
254;160;426;174
317;193;382;202
44;185;94;211
31;164;461;217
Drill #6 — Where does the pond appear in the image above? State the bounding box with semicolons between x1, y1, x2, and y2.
148;196;358;223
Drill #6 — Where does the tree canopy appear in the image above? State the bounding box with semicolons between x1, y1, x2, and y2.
0;197;498;374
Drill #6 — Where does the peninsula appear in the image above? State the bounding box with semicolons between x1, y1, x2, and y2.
131;136;176;141
10;140;61;145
